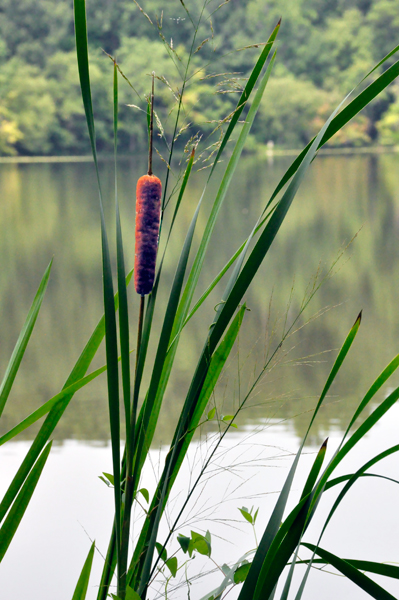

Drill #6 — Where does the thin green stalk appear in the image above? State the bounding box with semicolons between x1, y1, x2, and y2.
73;0;121;589
119;294;145;598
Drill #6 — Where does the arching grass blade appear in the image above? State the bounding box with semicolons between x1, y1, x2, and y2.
300;544;397;600
114;62;131;449
0;365;106;445
74;0;121;580
343;353;399;440
278;439;329;600
72;542;95;600
0;260;52;418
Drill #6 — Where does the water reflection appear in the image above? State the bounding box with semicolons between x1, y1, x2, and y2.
1;152;399;443
1;408;398;599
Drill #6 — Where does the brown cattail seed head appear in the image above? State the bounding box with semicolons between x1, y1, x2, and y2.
134;174;162;296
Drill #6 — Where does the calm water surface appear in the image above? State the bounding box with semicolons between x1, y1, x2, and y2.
0;153;399;598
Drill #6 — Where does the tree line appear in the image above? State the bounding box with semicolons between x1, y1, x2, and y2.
0;0;399;155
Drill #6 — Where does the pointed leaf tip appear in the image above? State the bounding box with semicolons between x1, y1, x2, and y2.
322;437;328;449
356;310;362;325
277;17;282;25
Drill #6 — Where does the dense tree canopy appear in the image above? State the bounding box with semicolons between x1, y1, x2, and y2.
0;0;399;155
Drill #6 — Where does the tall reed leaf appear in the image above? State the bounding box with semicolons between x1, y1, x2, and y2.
0;260;52;417
72;542;95;600
278;439;329;600
114;63;131;447
73;0;121;571
113;61;133;599
177;50;277;333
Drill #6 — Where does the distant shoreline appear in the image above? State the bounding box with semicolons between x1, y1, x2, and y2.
0;145;398;164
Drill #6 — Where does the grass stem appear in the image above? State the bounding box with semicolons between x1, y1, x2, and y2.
148;74;155;176
136;295;145;376
119;293;146;598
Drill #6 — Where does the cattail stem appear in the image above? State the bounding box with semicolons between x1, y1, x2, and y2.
148;73;155;176
136;294;145;375
119;294;145;598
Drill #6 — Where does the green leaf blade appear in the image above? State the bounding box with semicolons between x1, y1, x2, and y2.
0;260;52;418
72;542;95;600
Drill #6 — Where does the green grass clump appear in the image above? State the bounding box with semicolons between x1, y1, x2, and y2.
1;2;399;599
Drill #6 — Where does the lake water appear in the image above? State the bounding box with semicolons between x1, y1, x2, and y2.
0;152;399;598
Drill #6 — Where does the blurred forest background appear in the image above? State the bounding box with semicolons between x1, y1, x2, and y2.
1;0;399;156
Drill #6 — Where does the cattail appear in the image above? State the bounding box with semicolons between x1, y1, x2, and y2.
134;72;161;296
134;174;162;295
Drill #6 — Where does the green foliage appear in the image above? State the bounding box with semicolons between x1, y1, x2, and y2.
1;0;399;154
377;83;399;143
239;506;259;525
1;2;399;600
178;530;212;558
256;76;337;148
234;561;252;584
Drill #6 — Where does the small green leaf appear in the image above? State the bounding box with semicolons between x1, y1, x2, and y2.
139;488;149;503
189;531;211;557
222;415;234;421
238;508;253;524
253;508;259;524
166;557;178;577
101;472;114;486
155;542;167;562
207;407;216;420
177;534;190;554
234;562;252;584
98;476;111;487
126;586;141;600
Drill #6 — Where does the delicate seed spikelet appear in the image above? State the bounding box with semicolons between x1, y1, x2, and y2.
134;174;162;295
